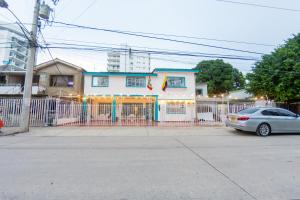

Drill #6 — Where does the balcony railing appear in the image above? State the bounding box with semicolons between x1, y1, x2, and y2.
0;84;40;95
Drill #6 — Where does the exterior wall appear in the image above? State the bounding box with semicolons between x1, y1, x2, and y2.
84;72;196;100
35;63;84;97
84;71;196;121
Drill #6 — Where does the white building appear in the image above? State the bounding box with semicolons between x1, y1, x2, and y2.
0;23;29;69
83;68;198;122
107;48;151;73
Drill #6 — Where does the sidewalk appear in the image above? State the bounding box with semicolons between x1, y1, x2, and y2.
0;127;22;136
19;126;231;137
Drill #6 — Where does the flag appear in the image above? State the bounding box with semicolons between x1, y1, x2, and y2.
147;76;153;90
162;76;168;91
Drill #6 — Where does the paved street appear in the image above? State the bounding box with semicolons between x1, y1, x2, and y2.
0;127;300;200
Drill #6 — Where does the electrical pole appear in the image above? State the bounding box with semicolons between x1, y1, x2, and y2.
20;0;41;132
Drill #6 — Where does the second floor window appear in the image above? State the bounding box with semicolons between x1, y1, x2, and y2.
167;77;186;88
92;76;109;87
50;75;74;87
126;77;146;87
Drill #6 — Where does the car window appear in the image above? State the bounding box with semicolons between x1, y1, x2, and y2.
261;109;279;116
276;109;297;117
238;108;260;114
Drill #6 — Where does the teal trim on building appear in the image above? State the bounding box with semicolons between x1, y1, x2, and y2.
154;96;159;122
153;68;199;73
82;96;87;122
112;98;116;122
84;72;158;77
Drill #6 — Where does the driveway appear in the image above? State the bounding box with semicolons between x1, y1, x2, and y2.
0;127;300;200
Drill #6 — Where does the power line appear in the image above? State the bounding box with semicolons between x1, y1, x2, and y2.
39;30;69;85
1;22;276;47
41;45;260;61
49;25;275;47
216;0;300;13
48;20;265;55
45;41;259;59
71;0;98;22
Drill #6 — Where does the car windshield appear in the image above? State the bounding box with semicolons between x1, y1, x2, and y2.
238;108;260;114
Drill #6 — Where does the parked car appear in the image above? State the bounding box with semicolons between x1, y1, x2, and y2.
225;107;300;136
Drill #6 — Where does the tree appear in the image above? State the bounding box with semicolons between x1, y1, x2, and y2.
195;59;245;96
247;33;300;102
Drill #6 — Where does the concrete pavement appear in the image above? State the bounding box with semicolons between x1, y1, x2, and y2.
0;127;300;200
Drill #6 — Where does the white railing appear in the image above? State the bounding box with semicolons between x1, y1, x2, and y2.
0;84;22;94
0;98;258;128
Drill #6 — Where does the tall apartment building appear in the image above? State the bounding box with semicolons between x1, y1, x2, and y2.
0;22;28;69
107;47;151;72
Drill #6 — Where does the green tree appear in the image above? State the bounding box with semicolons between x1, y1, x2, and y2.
247;33;300;102
195;59;245;96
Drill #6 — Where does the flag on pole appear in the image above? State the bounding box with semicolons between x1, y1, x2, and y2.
162;76;168;91
147;76;153;90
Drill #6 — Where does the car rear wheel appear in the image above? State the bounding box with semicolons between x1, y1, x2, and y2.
256;123;271;136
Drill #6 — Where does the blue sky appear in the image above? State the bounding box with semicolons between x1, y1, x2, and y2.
1;0;300;73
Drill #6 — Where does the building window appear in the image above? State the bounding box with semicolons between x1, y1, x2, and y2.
50;75;74;87
196;89;203;96
0;75;6;84
126;77;146;87
167;77;186;88
166;103;186;114
92;76;109;87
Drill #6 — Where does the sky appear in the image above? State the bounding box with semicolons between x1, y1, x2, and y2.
1;0;300;73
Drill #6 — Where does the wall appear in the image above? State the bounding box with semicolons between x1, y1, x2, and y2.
84;71;196;122
84;71;196;100
36;63;84;97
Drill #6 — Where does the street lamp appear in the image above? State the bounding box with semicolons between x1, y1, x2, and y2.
0;0;8;8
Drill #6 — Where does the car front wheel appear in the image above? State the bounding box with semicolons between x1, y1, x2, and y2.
256;123;271;136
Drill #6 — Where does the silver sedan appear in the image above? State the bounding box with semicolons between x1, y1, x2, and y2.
225;107;300;136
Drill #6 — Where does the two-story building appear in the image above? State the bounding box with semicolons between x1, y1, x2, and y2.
83;68;198;123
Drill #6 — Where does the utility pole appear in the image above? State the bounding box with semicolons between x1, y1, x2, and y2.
20;0;41;132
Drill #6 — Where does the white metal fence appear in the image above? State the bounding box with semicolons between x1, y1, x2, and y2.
0;98;257;127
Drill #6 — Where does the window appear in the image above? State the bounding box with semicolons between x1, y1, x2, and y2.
261;109;279;116
167;77;186;88
126;77;146;87
166;103;186;114
0;75;6;84
92;76;109;87
50;75;74;87
276;109;297;117
238;108;260;114
196;89;203;96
